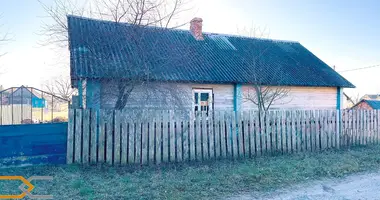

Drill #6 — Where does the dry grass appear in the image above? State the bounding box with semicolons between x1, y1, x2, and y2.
1;145;380;199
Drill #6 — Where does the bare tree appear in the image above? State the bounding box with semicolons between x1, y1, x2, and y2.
239;27;291;116
43;76;77;101
39;0;193;111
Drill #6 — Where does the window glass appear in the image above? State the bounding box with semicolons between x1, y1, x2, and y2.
200;93;209;101
194;93;199;104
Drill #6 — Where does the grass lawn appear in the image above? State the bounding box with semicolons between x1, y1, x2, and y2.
2;145;380;199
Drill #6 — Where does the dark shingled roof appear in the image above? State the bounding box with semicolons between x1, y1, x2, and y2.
364;100;380;109
68;15;354;88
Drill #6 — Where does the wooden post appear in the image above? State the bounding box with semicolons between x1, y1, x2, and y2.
66;109;75;164
74;109;83;163
90;110;98;163
82;109;90;164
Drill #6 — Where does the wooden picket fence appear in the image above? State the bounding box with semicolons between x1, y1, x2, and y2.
66;109;380;165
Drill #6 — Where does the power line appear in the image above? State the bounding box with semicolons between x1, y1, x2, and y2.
338;64;380;73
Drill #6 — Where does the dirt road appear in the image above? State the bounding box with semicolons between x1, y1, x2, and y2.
228;172;380;200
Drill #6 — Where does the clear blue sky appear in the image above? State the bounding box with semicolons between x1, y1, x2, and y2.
0;0;379;98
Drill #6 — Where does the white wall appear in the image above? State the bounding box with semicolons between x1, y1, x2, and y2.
100;82;235;110
242;86;338;110
99;81;338;110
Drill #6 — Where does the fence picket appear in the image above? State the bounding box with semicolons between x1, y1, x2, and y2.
74;109;82;163
249;110;256;157
231;111;238;158
106;111;113;165
237;111;244;157
82;109;90;164
121;115;128;165
149;118;156;164
156;115;162;164
114;110;121;165
182;118;189;162
66;109;75;164
201;111;207;160
162;111;169;162
176;118;183;162
195;112;202;160
189;112;195;161
214;111;220;158
90;110;98;163
281;111;286;154
209;111;215;159
256;111;262;156
243;111;249;157
291;110;296;153
97;110;105;163
220;111;227;158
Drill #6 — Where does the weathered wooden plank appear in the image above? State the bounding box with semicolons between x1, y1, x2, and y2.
135;119;142;165
195;111;202;160
274;111;280;153
114;110;121;165
209;111;215;159
201;111;207;160
182;118;189;162
82;109;90;164
162;111;169;162
271;111;277;153
291;110;296;153
149;118;156;164
285;110;291;153
265;111;271;154
249;110;255;157
121;114;128;165
189;112;195;161
310;110;316;152
214;111;220;158
256;111;262;156
231;111;238;158
280;110;286;154
353;110;358;146
220;111;227;158
90;110;98;164
260;112;266;154
322;110;328;150
237;111;244;157
106;111;113;165
128;120;135;164
225;111;233;158
243;111;252;158
74;109;83;163
66;109;75;164
315;110;321;151
176;119;183;162
98;110;105;163
295;110;301;152
169;110;176;162
304;110;310;151
300;110;305;151
140;116;148;165
156;115;162;164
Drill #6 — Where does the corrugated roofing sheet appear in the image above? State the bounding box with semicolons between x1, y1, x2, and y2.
68;15;355;88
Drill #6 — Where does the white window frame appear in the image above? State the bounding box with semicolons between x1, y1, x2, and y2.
192;88;213;113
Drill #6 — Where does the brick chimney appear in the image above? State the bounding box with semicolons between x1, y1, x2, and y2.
190;17;203;40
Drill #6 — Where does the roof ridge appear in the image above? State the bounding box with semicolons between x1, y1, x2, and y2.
67;15;299;44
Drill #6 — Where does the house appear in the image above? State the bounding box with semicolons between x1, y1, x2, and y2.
352;99;380;110
68;16;354;112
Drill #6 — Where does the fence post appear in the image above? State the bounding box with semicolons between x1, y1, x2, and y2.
336;109;341;149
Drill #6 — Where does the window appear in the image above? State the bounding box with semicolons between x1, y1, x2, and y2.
193;89;213;114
